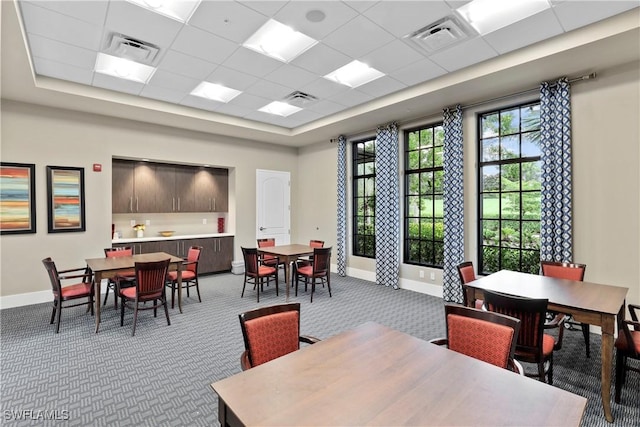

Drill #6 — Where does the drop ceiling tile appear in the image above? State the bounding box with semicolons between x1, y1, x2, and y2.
214;103;254;118
305;99;347;116
171;26;239;65
158;50;218;81
22;0;109;26
222;48;283;78
322;15;396;58
92;73;145;95
189;1;267;44
291;43;352;76
244;79;292;100
32;57;94;86
552;1;639;32
360;39;424;74
362;0;452;37
342;1;379;14
148;69;199;92
27;33;96;70
180;94;224;112
284;109;323;125
104;1;183;49
329;88;375;108
299;77;349;100
428;37;498;72
273;1;359;40
242;1;288;17
228;92;272;110
356;75;407;98
19;2;103;50
389;58;447;86
243;110;296;127
263;64;318;90
140;85;187;104
205;66;258;91
483;9;564;55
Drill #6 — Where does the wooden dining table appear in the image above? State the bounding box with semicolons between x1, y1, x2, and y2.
85;251;184;333
464;269;629;423
257;243;314;301
211;321;587;426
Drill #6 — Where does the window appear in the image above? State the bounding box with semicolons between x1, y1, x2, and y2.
403;124;445;267
352;138;376;258
478;102;541;275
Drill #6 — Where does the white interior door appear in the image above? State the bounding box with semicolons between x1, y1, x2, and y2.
256;169;290;245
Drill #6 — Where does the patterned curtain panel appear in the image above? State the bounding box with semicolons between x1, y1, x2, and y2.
540;78;572;262
375;123;400;289
336;135;347;277
442;106;465;303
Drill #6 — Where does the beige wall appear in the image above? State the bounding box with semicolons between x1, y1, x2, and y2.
2;60;639;308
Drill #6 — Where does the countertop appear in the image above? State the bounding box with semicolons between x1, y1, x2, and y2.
112;233;234;244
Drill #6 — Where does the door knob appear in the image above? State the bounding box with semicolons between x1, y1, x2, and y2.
259;226;266;231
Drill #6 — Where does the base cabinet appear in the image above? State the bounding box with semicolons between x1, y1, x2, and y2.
113;236;233;274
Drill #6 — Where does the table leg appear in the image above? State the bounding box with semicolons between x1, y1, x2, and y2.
177;263;183;314
94;272;102;333
284;259;291;302
601;312;617;423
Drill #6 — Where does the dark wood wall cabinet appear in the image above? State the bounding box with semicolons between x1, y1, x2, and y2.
114;236;233;274
112;159;228;213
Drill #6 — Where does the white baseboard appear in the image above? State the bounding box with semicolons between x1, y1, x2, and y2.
0;281;110;310
344;267;444;299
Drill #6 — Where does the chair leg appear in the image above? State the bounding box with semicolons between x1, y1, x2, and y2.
54;301;62;333
310;277;315;303
164;296;171;326
171;282;176;309
548;355;553;385
581;323;590;358
153;299;158;317
327;274;332;298
120;297;125;326
195;279;202;303
295;272;299;297
615;351;624;403
89;294;94;316
132;302;139;337
50;301;57;325
103;284;110;306
275;272;279;296
241;275;247;298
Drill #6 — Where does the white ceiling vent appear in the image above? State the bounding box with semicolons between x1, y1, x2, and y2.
405;16;472;53
283;91;318;107
105;33;159;65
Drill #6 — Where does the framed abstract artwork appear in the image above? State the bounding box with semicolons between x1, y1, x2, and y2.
46;166;86;233
0;162;36;235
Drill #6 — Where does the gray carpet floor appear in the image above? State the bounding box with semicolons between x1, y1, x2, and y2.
1;272;638;426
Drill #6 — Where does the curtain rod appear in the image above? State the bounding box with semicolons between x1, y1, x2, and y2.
330;72;596;143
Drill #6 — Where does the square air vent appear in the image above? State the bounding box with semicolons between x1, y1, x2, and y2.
105;33;159;65
405;16;472;53
283;91;318;107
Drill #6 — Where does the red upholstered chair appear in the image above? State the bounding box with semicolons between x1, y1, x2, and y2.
540;261;589;356
239;303;320;370
257;238;285;273
294;247;331;303
457;261;483;309
430;304;522;373
615;304;640;404
119;259;171;336
241;247;279;303
484;289;558;384
103;247;136;309
166;246;202;308
42;257;94;333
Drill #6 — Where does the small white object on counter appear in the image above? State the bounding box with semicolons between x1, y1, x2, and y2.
113;232;234;243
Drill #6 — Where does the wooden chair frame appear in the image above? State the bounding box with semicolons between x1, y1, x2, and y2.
241;247;279;303
615;303;640;404
103;246;136;309
166;245;202;308
294;247;332;303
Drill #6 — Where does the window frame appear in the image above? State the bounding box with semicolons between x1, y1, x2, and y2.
352;137;376;258
476;101;542;275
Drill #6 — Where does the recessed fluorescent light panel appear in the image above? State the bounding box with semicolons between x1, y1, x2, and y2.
94;53;156;83
324;60;385;88
126;0;201;23
456;0;551;35
191;82;242;103
259;101;302;117
243;19;318;63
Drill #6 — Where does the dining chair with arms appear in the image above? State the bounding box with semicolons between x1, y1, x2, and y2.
238;303;320;371
241;247;279;303
119;259;171;336
540;261;589;356
430;304;523;374
257;238;286;273
103;246;136;309
457;261;483;309
294;246;332;303
615;303;640;404
166;245;202;309
483;289;558;384
42;257;94;333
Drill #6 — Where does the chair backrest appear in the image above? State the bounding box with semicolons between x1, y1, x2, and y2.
134;259;170;297
242;247;260;276
257;238;275;248
540;261;586;281
483;290;548;357
42;257;62;296
105;246;133;258
239;303;302;368
457;261;476;284
312;247;331;275
185;246;202;273
309;239;324;248
443;304;520;370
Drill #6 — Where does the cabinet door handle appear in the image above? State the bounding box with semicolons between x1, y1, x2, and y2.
178;197;181;211
136;197;139;212
209;198;212;212
172;197;175;212
130;197;133;213
213;198;216;211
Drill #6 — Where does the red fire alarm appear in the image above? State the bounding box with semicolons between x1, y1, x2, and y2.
93;163;102;172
